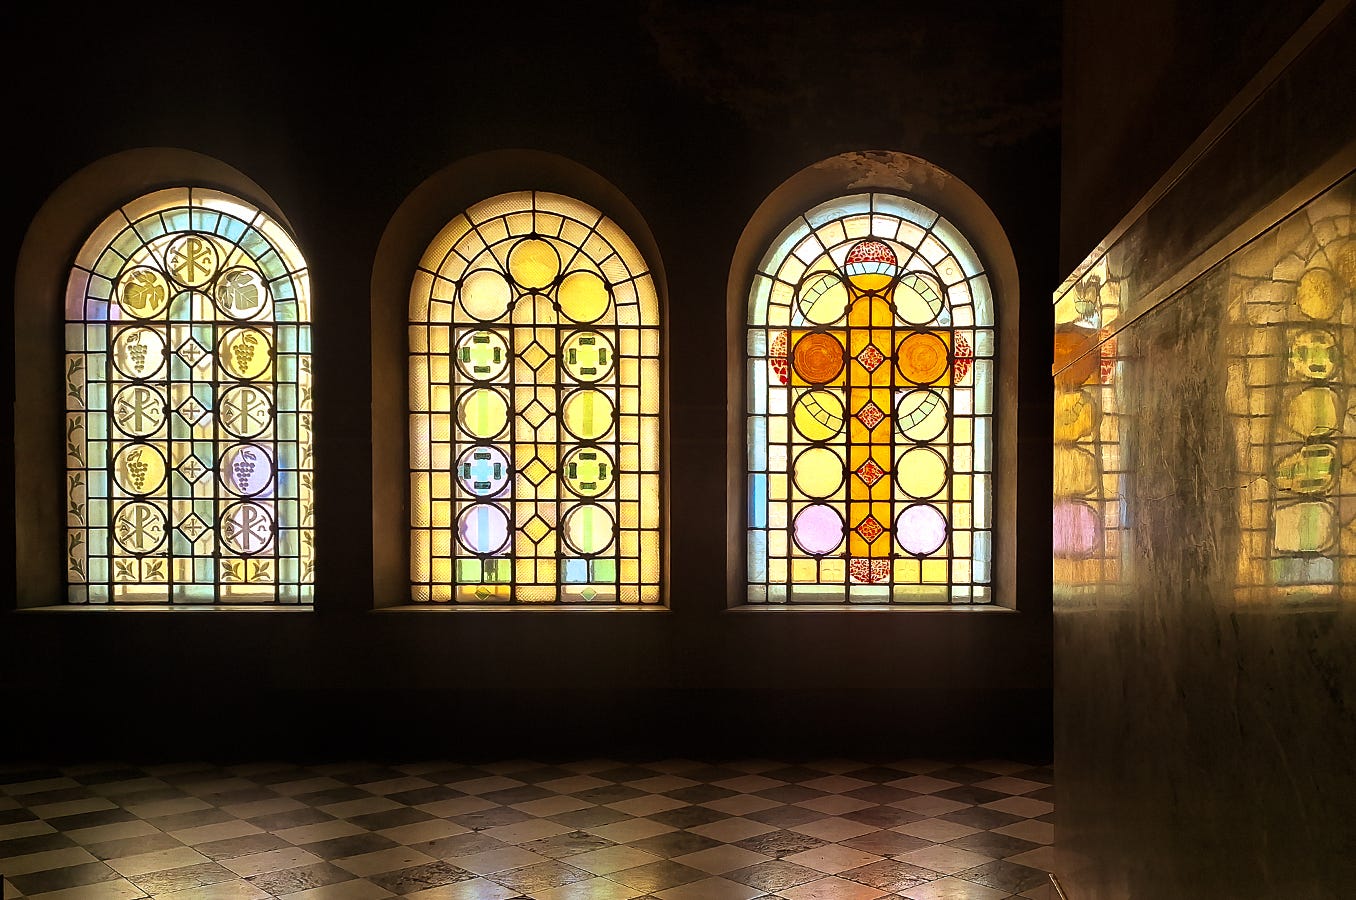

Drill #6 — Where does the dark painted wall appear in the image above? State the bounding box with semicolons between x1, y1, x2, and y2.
1056;2;1355;897
3;2;1060;761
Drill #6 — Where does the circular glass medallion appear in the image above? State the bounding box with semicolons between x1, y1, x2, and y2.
508;237;561;290
455;329;510;381
558;270;610;323
792;447;844;498
457;502;510;554
894;272;945;326
1296;267;1340;320
792;389;845;440
165;235;220;288
456;445;511;497
895;447;948;499
896;332;949;384
220;501;275;555
562;503;615;555
116;267;171;319
456;388;510;439
460;269;513;321
221;443;274;497
112;500;167;553
1290;329;1340;380
561;388;614;440
562;446;615;497
797;271;850;325
792;332;845;384
896;504;947;555
792;503;844;555
561;330;615;381
215;267;270;320
112;443;167;495
112;385;167;438
895;390;949;441
112;326;167;378
219;327;272;380
218;385;273;438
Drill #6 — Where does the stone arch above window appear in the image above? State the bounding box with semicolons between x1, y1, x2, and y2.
373;151;667;607
14;149;312;607
728;152;1019;607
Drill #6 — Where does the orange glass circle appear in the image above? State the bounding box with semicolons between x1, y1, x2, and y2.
792;332;845;384
896;332;949;384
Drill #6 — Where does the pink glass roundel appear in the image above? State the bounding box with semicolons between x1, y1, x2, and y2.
896;504;947;555
793;504;845;555
457;503;510;554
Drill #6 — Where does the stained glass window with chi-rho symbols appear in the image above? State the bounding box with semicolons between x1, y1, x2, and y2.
64;188;313;603
409;191;662;604
747;192;995;603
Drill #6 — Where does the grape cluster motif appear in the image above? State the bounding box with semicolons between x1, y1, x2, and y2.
232;448;258;492
126;448;148;491
126;332;147;371
232;333;259;372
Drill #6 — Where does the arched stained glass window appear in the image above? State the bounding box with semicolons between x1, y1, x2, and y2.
747;192;995;603
409;190;662;604
64;188;313;604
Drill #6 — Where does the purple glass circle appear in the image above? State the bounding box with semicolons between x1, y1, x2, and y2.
457;503;510;554
896;504;947;555
793;504;844;555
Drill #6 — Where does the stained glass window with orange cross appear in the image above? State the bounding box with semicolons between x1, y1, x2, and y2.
747;193;994;603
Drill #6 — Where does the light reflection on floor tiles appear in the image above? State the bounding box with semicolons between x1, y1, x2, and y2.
0;759;1054;899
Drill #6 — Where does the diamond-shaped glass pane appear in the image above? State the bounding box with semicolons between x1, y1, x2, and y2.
855;402;885;430
856;458;886;487
521;457;552;485
523;514;551;543
521;342;551;371
856;344;886;372
855;515;885;543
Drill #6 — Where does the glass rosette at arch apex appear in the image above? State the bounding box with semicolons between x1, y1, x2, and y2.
64;188;313;603
746;192;995;603
409;191;662;604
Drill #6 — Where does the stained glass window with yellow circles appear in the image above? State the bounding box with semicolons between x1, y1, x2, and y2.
747;193;995;603
409;191;662;604
64;188;314;603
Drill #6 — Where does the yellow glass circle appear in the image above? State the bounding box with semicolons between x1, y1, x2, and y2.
219;328;272;380
460;269;512;320
559;270;611;322
1054;389;1099;441
562;389;614;440
562;446;615;497
896;332;949;384
896;447;947;498
112;443;167;495
508;238;560;290
457;388;509;438
117;267;171;319
1287;386;1339;437
792;389;845;440
793;447;844;498
797;272;850;325
1296;268;1341;320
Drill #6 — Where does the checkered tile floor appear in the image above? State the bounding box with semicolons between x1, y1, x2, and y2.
0;758;1055;900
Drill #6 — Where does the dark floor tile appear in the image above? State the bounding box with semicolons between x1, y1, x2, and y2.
349;807;434;831
490;859;593;893
840;858;941;892
46;807;139;831
734;829;830;859
420;767;481;784
672;766;743;783
744;804;826;828
127;861;237;894
945;831;1041;860
941;806;1024;830
414;831;511;859
481;785;555;805
664;784;736;804
197;788;281;806
333;767;410;786
547;806;630;829
650;805;730;829
114;787;191;807
841;805;923;829
369;860;474;894
844;785;919;805
0;768;64;785
250;768;314;786
17;787;93;807
194;832;292;860
388;785;465;806
11;861;120;896
0;808;40;825
625;829;723;858
609;859;709;893
247;861;357;895
520;829;616;859
756;785;827;804
1025;766;1056;785
958;858;1051;893
934;785;1010;806
293;786;372;806
569;785;646;804
0;831;76;857
301;832;399;860
146;807;236;831
1026;786;1057;803
840;829;934;857
76;768;152;786
452;805;533;831
504;766;577;785
761;767;833;784
85;831;185;860
247;807;337;830
842;766;913;784
725;859;825;892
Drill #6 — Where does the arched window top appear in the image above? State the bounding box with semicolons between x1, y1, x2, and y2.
63;184;313;603
730;151;1017;607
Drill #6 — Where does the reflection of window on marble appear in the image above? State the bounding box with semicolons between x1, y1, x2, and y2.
1052;256;1128;590
409;191;661;604
65;189;314;603
746;193;995;603
1227;174;1355;599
